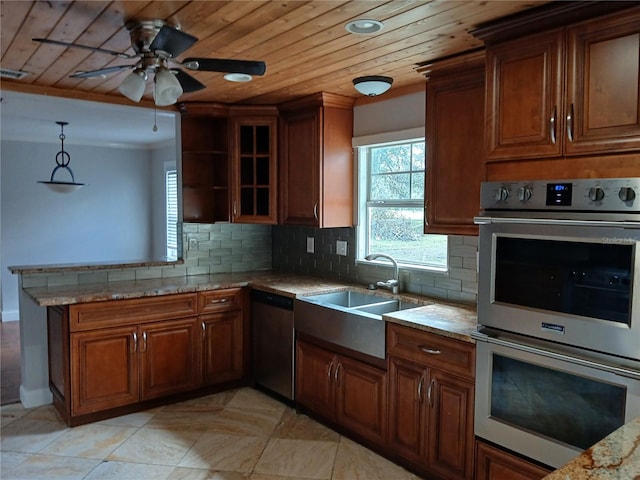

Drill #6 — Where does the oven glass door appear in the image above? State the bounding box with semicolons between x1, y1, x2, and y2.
494;236;633;325
475;336;640;468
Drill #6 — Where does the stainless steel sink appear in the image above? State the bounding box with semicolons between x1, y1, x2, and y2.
294;289;422;359
303;290;386;308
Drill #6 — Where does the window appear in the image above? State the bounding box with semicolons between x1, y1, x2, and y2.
357;139;447;269
166;168;178;259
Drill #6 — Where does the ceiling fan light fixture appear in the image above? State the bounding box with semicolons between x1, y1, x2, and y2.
154;67;183;106
353;76;393;96
118;68;148;102
223;72;252;82
345;19;384;35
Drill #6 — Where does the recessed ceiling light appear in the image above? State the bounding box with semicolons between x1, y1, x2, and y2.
345;19;384;35
224;73;253;82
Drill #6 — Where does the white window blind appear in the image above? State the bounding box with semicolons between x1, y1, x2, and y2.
166;169;178;259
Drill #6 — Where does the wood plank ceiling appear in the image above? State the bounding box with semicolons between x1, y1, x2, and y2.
1;1;547;107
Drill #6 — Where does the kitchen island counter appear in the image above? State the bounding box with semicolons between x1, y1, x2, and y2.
543;415;640;479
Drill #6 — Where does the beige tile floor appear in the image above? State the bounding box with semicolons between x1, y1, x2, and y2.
1;387;422;480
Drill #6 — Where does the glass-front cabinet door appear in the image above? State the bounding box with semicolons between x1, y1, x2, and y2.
230;115;278;224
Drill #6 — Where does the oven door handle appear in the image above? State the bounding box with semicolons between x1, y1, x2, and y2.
472;331;640;380
474;216;640;229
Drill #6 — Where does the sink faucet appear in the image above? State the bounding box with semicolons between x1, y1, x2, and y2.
365;253;399;294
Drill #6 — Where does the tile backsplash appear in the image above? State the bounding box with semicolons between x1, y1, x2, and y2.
272;225;478;304
21;223;477;305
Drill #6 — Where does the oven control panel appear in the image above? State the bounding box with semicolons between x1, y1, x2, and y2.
480;177;640;212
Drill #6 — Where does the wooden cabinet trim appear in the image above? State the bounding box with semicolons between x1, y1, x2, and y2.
69;293;198;332
387;324;475;380
475;440;552;480
198;288;243;314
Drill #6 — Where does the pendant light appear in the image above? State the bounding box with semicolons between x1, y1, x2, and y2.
38;121;85;193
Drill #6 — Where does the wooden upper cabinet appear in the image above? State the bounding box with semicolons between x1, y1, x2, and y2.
230;110;278;224
279;93;354;228
565;9;640;155
486;30;563;160
485;7;640;161
422;50;486;235
179;103;231;223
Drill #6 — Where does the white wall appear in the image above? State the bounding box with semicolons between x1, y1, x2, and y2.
0;139;162;320
353;90;426;137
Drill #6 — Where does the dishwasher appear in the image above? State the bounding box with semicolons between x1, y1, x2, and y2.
251;289;295;400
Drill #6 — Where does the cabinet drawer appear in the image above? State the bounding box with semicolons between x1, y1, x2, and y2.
387;323;475;380
69;294;198;332
199;288;243;313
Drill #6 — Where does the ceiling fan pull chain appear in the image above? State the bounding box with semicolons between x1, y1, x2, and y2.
153;106;158;132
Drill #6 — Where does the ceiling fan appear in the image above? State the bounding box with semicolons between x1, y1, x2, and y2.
33;19;267;105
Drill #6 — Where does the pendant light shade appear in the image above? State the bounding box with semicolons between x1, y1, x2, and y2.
353;76;393;96
38;121;86;194
154;68;183;106
118;68;148;102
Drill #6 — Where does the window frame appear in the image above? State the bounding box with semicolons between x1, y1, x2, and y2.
355;137;448;273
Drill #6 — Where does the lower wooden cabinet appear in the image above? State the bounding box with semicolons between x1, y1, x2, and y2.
48;289;245;426
387;323;475;480
475;440;552;480
296;338;387;446
201;310;243;385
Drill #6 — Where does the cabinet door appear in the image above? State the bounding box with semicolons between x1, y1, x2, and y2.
565;8;640;155
295;340;335;419
231;117;278;224
476;440;552;480
426;66;485;235
70;326;138;416
201;310;243;385
279;109;320;226
426;369;475;480
140;318;200;400
388;356;427;464
334;355;387;446
486;29;564;160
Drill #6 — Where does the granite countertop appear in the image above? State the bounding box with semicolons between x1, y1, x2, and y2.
542;416;640;480
20;272;477;343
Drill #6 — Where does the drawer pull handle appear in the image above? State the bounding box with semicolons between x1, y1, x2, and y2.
417;374;424;403
209;298;229;304
418;345;441;355
327;361;333;379
142;331;147;352
132;332;138;353
334;363;342;383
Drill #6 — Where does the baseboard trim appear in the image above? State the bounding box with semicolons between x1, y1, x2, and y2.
20;385;52;408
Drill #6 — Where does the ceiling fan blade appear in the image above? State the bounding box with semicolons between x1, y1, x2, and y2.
183;58;266;76
173;69;206;93
150;25;198;58
32;38;135;59
71;65;136;78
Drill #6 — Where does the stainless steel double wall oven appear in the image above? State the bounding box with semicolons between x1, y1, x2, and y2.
474;177;640;469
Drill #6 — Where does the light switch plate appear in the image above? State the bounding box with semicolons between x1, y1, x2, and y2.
306;237;315;253
336;240;348;256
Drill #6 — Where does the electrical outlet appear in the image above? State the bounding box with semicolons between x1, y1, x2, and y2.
188;238;198;249
306;237;315;253
336;240;348;256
